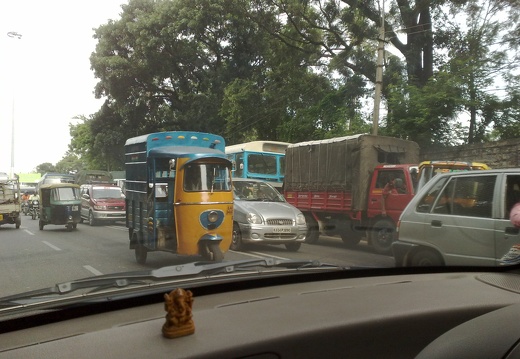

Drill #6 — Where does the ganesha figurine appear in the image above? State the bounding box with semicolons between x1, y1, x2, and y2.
162;288;195;339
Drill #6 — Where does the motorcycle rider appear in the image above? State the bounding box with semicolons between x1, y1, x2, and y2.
28;192;40;215
21;192;30;215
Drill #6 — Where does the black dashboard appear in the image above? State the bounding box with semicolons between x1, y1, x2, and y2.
1;270;520;358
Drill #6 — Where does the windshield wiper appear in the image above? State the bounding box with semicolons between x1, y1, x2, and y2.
0;259;344;307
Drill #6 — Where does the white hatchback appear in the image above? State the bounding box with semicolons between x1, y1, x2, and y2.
393;169;520;267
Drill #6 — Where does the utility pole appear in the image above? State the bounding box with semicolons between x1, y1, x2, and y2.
372;1;385;136
7;32;22;179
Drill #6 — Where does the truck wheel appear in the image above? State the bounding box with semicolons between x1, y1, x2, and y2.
411;249;444;267
285;242;301;251
230;223;243;251
304;214;319;244
202;242;223;262
15;217;21;229
370;218;396;255
340;233;361;247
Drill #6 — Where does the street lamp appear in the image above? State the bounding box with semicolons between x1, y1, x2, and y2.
7;31;22;179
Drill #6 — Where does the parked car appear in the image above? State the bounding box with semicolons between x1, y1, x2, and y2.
231;178;306;251
393;169;520;267
79;183;125;225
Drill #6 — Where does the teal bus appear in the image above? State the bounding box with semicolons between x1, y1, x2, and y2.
225;141;290;190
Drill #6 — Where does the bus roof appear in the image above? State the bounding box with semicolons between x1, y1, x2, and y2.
225;140;291;154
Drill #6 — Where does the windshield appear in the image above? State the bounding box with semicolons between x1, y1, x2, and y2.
233;180;285;202
53;187;80;201
92;187;122;199
1;0;519;318
183;162;232;192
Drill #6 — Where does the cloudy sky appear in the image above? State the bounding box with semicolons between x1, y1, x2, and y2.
0;0;127;174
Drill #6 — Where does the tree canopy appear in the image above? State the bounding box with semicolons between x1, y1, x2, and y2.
61;0;519;169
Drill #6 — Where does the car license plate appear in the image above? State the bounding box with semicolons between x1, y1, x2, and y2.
72;205;79;211
273;228;291;233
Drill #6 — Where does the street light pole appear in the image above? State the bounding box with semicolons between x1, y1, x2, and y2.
7;31;22;179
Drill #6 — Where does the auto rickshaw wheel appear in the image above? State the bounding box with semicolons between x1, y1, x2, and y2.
39;219;44;230
202;242;223;262
66;224;73;232
72;223;77;229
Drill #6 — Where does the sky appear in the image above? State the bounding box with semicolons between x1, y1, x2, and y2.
0;0;128;175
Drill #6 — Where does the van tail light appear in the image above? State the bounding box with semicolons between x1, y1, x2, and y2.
396;220;401;240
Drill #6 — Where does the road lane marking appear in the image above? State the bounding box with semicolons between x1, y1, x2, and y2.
229;250;289;260
248;251;289;260
42;241;61;251
106;225;127;231
24;229;34;236
84;265;103;276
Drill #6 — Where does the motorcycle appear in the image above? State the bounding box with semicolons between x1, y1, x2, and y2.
30;200;40;220
21;201;29;216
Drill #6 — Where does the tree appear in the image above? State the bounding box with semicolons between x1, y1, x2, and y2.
436;0;520;144
36;163;56;174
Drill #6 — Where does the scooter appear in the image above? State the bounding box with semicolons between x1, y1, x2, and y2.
21;201;29;216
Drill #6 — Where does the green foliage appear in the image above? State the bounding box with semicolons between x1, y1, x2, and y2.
68;0;519;161
36;163;57;174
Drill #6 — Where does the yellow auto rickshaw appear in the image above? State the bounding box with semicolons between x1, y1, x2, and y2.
38;183;81;231
125;131;234;263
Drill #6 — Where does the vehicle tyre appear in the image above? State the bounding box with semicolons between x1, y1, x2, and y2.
230;223;243;251
79;216;83;224
304;214;319;244
15;217;21;229
39;219;44;230
66;224;73;232
369;219;396;255
31;211;36;220
284;242;301;251
411;249;444;267
88;211;97;226
135;243;147;264
72;223;77;229
340;227;362;247
202;242;223;262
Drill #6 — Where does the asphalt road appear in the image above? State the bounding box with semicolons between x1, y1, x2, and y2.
0;216;394;298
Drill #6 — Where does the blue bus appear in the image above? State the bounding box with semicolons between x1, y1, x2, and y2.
225;141;290;189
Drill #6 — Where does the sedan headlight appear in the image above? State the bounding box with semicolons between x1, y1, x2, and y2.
296;213;306;225
247;212;262;224
94;205;107;210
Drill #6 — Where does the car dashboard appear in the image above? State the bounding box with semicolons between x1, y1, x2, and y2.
1;269;520;358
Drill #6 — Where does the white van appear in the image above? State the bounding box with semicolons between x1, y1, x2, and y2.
393;169;520;267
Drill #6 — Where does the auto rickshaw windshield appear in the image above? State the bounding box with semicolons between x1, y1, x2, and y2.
184;162;232;192
53;187;80;201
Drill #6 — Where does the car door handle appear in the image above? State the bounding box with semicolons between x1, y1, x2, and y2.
505;227;520;235
431;220;442;227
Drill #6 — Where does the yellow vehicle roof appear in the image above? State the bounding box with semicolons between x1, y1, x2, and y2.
418;160;490;170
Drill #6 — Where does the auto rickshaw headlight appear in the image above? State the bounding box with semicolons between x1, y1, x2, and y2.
296;213;306;225
207;211;219;223
247;213;262;224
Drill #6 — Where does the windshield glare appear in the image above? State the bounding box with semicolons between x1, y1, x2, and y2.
1;0;519;311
